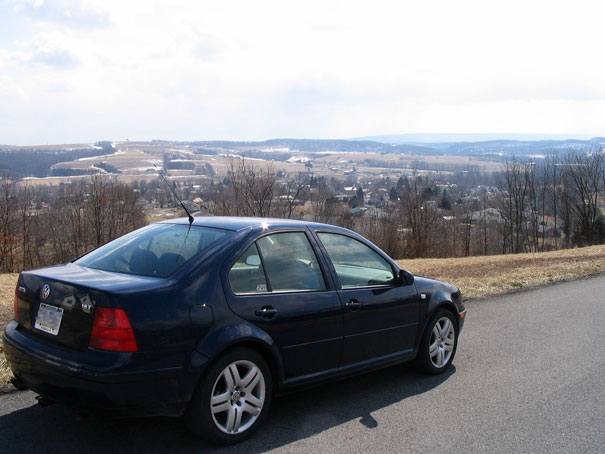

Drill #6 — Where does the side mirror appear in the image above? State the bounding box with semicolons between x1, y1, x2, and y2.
398;269;414;286
245;255;261;266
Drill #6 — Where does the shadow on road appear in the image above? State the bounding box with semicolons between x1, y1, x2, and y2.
0;364;454;453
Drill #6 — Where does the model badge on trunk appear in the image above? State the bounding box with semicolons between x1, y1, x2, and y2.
80;294;94;314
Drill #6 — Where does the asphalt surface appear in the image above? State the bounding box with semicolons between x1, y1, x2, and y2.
1;276;604;453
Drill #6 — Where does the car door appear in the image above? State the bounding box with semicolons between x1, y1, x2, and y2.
224;230;343;382
314;231;419;367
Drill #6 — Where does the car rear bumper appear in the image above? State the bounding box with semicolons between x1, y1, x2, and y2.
3;320;206;418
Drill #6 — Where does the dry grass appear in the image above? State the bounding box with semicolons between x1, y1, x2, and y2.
1;245;604;387
397;245;605;299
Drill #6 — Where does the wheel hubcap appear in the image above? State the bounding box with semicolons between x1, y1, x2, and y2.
429;317;455;368
210;360;266;434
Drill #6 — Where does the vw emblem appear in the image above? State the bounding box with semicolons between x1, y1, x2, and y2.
41;284;51;300
231;391;241;404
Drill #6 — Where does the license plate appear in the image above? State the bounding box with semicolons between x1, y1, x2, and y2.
35;303;64;336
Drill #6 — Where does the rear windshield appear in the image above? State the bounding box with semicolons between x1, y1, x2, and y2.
75;224;232;277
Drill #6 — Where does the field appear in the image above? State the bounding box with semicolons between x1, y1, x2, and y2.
48;142;308;181
14;139;503;187
2;245;605;386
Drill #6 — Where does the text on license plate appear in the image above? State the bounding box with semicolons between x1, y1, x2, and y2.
35;303;64;336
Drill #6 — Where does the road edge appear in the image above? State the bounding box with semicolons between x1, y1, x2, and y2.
463;271;605;303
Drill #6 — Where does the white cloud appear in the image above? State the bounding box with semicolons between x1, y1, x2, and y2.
29;46;79;68
11;0;109;28
1;0;605;145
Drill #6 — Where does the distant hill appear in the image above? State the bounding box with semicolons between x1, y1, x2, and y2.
352;133;598;143
351;135;605;158
171;136;605;159
2;136;604;180
434;138;605;157
0;142;115;178
168;138;441;155
170;138;435;153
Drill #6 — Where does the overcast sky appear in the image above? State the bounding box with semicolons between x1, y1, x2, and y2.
1;0;604;145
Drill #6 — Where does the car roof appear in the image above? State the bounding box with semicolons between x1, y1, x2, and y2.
155;216;340;232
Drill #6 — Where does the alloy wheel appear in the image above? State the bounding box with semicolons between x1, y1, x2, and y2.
210;360;266;434
429;316;456;368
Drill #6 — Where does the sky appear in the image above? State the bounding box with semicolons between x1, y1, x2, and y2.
1;0;605;145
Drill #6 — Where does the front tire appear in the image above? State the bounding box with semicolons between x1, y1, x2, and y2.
186;348;272;445
416;309;458;374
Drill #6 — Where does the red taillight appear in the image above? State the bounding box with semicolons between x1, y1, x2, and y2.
14;286;19;322
89;307;138;352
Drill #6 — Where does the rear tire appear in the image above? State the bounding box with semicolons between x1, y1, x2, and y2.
415;309;458;374
186;348;272;445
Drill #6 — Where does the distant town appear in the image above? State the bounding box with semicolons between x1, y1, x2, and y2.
0;136;604;273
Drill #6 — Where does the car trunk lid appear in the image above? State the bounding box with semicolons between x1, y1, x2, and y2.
14;263;159;352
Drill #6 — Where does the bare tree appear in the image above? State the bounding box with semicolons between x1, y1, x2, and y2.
310;178;334;223
54;181;88;258
276;173;310;219
86;175;110;247
105;182;146;240
17;183;36;269
0;177;17;272
221;159;278;217
497;158;531;253
243;163;276;217
399;175;439;257
562;151;603;246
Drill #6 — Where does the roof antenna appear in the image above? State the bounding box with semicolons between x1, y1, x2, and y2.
154;163;194;261
154;163;194;226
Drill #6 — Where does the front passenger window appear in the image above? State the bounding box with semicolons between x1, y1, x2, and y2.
317;233;395;288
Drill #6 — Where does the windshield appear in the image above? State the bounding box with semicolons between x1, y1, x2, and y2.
75;223;232;277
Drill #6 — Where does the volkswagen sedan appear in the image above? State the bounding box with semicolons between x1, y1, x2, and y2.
3;217;465;444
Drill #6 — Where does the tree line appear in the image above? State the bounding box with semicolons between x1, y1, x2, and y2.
0;176;145;273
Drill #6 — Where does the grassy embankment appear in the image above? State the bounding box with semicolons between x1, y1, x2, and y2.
397;245;605;298
0;273;19;388
2;245;605;387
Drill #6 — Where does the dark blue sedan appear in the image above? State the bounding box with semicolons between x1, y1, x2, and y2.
3;217;465;444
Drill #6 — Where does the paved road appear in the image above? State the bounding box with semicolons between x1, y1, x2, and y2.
1;276;604;453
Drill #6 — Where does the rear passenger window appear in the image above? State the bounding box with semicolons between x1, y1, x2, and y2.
257;232;326;292
228;244;268;294
228;232;327;294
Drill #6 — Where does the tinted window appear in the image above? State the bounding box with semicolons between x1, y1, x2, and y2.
256;232;326;292
317;233;394;288
228;243;268;294
76;224;231;277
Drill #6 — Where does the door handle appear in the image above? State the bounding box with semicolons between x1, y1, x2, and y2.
255;306;277;318
345;299;361;311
